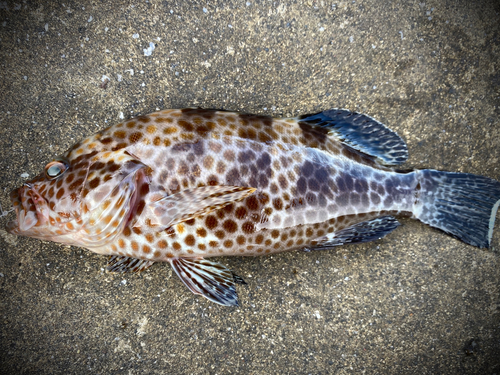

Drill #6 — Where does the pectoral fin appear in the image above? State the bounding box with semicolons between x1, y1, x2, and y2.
106;255;155;273
170;258;244;306
307;215;400;250
142;185;256;229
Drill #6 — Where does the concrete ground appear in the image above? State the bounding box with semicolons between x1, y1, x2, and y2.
0;0;499;373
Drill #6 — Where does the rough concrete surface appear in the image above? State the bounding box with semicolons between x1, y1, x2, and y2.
0;0;499;374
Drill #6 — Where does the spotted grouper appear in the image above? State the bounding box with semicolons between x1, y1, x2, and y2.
7;108;500;305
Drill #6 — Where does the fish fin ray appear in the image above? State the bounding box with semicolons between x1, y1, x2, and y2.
148;185;256;228
414;170;500;248
106;255;155;273
170;258;241;306
308;215;400;249
298;109;408;165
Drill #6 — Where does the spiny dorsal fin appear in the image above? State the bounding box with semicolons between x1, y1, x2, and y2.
106;255;155;273
138;185;256;230
170;258;243;306
298;109;408;165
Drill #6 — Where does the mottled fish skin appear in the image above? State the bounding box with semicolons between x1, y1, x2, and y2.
7;108;500;306
8;109;410;257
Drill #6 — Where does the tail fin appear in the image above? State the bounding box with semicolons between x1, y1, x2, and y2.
413;170;500;248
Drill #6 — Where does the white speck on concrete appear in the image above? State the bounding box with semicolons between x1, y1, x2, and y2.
349;36;354;43
121;280;127;285
117;74;122;82
399;31;403;39
20;172;29;178
119;112;124;119
87;16;93;22
44;23;48;32
319;27;324;32
132;33;139;39
372;44;376;49
104;27;108;32
137;317;148;337
203;7;207;13
101;75;110;82
143;42;155;56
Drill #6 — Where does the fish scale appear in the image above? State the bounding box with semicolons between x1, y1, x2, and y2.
7;108;500;306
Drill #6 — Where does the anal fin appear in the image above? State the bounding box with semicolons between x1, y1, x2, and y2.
307;215;400;250
106;255;155;273
170;258;243;306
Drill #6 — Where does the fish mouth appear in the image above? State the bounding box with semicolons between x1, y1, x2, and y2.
6;184;47;235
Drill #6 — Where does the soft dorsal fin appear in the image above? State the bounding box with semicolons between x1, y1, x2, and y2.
298;109;408;165
106;255;155;273
137;185;256;230
170;258;244;306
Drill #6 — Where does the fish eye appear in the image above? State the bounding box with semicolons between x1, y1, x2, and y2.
45;160;69;180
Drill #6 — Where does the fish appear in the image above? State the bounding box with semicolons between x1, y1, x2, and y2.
6;108;500;306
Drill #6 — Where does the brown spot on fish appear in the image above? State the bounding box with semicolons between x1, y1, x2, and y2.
205;215;218;230
178;120;194;132
246;196;259;211
88;177;100;189
114;130;127;139
100;137;113;144
129;132;142;144
196;227;207;237
185;234;195;247
242;221;255;234
56;188;65;200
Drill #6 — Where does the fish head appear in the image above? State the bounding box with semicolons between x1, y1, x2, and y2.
7;148;149;250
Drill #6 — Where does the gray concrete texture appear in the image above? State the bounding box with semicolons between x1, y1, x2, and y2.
0;0;499;373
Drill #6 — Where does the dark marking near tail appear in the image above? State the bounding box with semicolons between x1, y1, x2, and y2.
181;108;216;119
238;113;273;126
